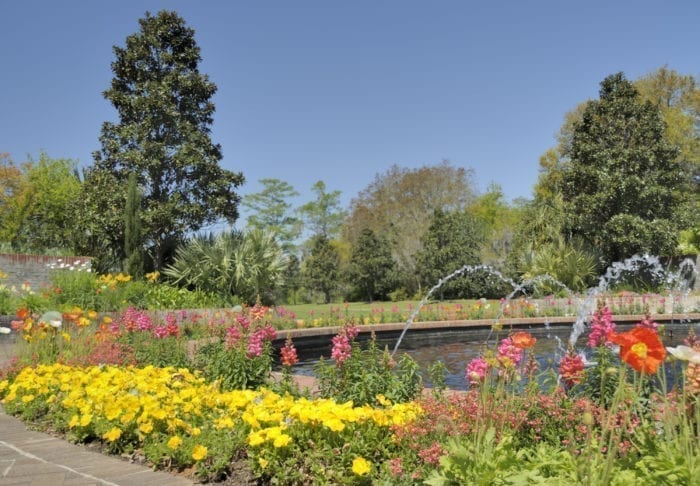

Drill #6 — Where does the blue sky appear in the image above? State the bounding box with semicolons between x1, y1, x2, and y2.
2;1;698;226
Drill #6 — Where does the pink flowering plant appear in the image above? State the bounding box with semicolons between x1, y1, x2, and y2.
113;307;190;369
315;325;422;406
193;302;277;390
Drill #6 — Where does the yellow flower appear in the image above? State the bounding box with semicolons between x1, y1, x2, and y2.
167;436;182;450
192;444;208;461
21;394;35;403
323;418;345;432
61;332;71;342
80;414;92;427
139;422;153;434
258;457;269;469
247;431;265;447
273;434;291;448
103;427;122;442
352;457;371;476
69;414;80;429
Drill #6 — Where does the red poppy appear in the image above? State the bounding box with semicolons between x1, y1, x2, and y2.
610;327;666;374
511;331;537;349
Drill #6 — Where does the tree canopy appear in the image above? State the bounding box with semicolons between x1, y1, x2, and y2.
242;178;301;252
561;72;691;264
344;160;477;294
0;153;81;253
90;10;244;269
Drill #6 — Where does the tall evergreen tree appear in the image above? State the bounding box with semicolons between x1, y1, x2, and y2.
561;73;691;264
91;10;244;270
347;228;395;302
416;209;483;300
123;172;144;277
302;234;340;304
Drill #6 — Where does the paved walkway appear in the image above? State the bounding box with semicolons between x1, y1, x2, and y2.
0;406;193;486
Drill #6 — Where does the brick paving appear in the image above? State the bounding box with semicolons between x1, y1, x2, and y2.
0;407;193;486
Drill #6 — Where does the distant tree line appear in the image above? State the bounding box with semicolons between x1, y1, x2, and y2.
0;10;696;304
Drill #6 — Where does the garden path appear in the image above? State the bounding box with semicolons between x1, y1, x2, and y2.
0;405;193;486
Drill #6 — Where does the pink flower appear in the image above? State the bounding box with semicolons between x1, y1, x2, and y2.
466;357;490;385
225;326;241;349
236;315;250;330
587;305;615;348
389;457;404;477
331;333;351;365
497;336;523;368
345;324;359;340
246;328;265;358
153;325;168;339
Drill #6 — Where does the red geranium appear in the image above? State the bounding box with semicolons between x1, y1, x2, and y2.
610;327;666;374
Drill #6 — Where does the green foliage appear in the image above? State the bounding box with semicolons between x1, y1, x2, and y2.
242;178;301;252
347;228;396;302
315;334;422;406
72;167;128;273
92;10;244;270
424;429;521;485
416;209;483;299
344;161;478;296
574;346;621;408
123;172;144;278
194;341;272;391
520;236;599;293
561;72;691;264
302;234;341;304
467;183;520;269
163;229;287;304
0;152;81;253
297;180;347;240
120;332;190;368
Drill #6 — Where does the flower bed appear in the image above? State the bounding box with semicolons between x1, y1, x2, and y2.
1;301;699;483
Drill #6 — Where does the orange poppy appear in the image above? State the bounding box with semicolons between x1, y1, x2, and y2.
610;327;666;374
511;331;537;349
17;308;29;320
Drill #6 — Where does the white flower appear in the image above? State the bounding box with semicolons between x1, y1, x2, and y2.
0;327;11;334
40;311;63;329
666;345;700;364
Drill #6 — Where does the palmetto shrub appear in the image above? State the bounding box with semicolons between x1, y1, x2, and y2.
163;229;288;305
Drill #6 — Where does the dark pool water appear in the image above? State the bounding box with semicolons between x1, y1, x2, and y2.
290;321;700;390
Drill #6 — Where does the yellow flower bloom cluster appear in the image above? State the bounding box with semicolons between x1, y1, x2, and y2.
0;364;422;473
98;273;132;286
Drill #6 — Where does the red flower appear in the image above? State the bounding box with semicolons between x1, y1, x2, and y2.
511;331;537;349
610;327;666;374
559;352;585;387
280;336;298;367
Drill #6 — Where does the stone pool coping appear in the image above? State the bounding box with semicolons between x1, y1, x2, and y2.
270;313;700;341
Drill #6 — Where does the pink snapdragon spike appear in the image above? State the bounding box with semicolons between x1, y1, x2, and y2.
497;336;523;369
225;326;241;349
246;328;266;358
153;325;168;339
331;333;352;364
587;305;616;348
236;315;250;330
465;357;490;385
